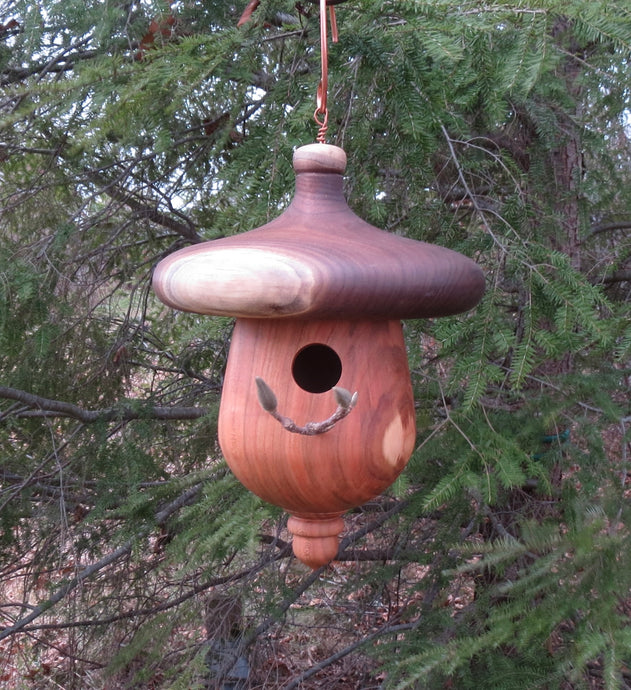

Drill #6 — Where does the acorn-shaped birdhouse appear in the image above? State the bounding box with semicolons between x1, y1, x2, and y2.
153;144;484;568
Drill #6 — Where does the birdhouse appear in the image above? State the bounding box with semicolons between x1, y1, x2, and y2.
153;143;484;568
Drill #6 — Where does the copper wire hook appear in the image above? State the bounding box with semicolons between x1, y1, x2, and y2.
314;0;338;143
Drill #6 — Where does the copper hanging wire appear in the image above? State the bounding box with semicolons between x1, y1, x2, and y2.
314;0;339;143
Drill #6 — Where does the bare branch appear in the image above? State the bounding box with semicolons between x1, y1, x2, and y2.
0;482;205;639
86;171;202;243
594;269;631;285
338;499;410;551
584;220;631;241
0;542;133;641
11;528;292;635
2;492;413;643
242;499;412;652
284;618;420;690
0;386;208;423
1;46;99;86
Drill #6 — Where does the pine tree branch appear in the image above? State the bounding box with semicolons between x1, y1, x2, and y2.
0;386;208;423
0;48;99;85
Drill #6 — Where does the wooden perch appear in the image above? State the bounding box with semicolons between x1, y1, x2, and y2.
255;377;357;435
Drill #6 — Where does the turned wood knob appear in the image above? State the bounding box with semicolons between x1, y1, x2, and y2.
293;143;346;174
287;516;345;570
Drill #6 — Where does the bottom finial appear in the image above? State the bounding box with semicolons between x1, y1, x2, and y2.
287;515;345;569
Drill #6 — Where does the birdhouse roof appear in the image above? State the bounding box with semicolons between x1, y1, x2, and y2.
153;144;485;320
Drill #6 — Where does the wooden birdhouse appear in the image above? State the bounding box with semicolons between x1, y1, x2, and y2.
153;144;484;568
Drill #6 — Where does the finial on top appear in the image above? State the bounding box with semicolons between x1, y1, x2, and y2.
293;144;347;175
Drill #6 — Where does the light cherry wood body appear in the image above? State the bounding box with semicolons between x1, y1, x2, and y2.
218;318;416;567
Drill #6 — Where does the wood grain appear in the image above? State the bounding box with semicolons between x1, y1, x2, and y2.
153;144;485;320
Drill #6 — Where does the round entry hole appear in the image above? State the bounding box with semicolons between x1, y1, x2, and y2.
292;344;342;393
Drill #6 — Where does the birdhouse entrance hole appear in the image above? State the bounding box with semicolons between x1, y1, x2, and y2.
292;343;342;393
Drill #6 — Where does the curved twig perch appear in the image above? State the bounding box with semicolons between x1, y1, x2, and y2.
255;377;357;435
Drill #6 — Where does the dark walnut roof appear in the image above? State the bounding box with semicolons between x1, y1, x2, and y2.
153;144;485;320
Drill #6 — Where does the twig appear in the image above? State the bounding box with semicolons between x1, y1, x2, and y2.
241;498;411;654
0;543;133;641
255;377;358;435
338;499;410;552
85;170;201;242
283;619;420;690
12;542;291;633
583;220;631;241
243;564;326;647
593;270;631;285
0;482;211;639
438;122;505;249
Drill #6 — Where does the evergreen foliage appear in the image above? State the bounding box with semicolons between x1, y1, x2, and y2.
1;0;630;687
